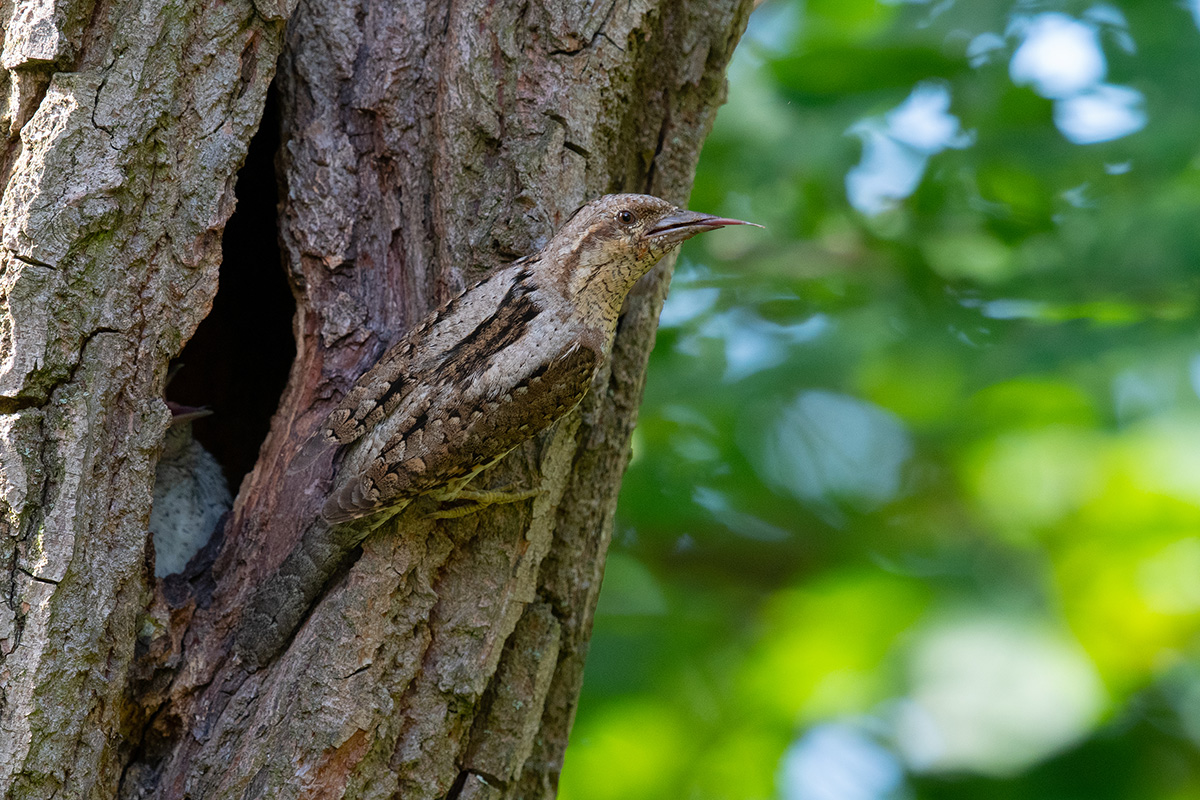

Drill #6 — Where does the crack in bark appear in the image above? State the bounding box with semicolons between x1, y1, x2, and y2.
548;0;622;56
2;540;26;655
342;662;372;680
91;68;118;140
0;65;52;185
14;567;60;586
447;769;504;800
644;102;671;194
548;31;624;57
8;251;57;269
0;397;41;414
1;411;52;662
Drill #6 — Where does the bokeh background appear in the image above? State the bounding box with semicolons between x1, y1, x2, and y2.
559;1;1200;798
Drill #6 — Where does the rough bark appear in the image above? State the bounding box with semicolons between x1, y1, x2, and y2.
0;0;751;797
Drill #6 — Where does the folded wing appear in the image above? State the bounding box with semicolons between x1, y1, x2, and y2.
319;260;536;447
323;340;600;522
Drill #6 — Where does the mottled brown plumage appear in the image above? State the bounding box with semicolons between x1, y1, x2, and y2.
320;193;758;523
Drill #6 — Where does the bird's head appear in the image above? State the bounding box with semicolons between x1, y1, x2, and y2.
550;193;759;310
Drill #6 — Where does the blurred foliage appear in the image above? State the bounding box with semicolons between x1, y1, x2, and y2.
560;1;1200;799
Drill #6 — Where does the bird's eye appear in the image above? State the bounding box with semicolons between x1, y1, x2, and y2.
617;210;635;225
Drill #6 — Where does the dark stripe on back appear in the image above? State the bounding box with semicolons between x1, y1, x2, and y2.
358;264;540;427
439;271;541;380
376;376;407;413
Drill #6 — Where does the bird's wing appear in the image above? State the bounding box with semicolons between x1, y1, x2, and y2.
320;337;418;446
319;260;536;447
322;339;600;523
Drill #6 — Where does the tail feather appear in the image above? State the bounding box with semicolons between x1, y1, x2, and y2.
322;477;406;523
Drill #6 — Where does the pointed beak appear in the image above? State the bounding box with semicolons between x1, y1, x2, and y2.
167;400;213;425
648;210;763;246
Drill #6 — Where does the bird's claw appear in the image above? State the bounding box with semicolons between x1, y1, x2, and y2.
425;486;545;519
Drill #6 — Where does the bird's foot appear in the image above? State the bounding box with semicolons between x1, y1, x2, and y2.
425;486;544;519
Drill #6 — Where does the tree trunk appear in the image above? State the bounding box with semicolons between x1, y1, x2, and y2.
0;0;751;797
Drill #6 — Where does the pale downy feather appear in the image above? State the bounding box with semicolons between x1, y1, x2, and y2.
150;418;231;577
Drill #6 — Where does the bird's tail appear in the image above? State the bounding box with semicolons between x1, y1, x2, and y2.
322;477;407;524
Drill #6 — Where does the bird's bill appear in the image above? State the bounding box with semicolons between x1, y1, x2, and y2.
648;210;763;245
166;400;214;425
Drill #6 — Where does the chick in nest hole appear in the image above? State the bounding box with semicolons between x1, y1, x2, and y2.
150;400;231;577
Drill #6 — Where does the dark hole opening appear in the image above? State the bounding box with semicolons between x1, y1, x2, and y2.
167;84;294;490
